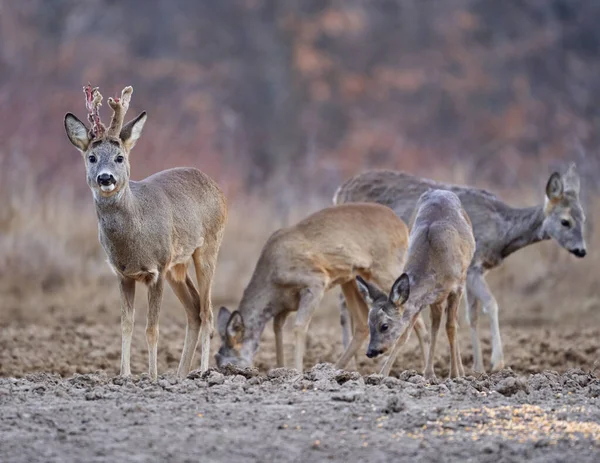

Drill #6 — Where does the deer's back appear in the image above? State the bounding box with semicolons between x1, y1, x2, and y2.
133;167;227;239
262;203;409;284
406;190;476;285
335;170;496;222
335;170;503;256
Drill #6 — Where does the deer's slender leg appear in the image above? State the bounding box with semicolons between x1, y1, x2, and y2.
339;291;360;369
412;314;430;372
273;311;289;367
488;300;504;371
483;293;504;371
146;275;164;381
118;277;136;377
185;276;204;372
293;284;325;372
446;290;464;378
167;271;201;377
464;279;484;373
468;270;504;372
336;281;369;370
350;315;360;370
339;293;352;350
424;303;443;380
455;292;466;377
380;310;419;377
193;245;219;373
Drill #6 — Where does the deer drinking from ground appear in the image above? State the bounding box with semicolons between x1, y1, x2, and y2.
335;164;586;373
64;85;227;380
356;190;475;378
215;203;430;372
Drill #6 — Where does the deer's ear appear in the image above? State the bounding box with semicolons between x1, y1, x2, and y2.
226;311;245;346
64;113;91;152
545;172;563;202
356;276;373;305
120;111;147;151
356;275;385;306
217;307;231;339
390;273;410;306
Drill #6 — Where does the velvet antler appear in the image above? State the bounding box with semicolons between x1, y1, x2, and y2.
107;86;133;137
83;84;105;139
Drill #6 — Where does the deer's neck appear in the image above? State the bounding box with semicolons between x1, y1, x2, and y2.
237;285;276;361
94;184;136;221
93;184;143;247
499;204;547;259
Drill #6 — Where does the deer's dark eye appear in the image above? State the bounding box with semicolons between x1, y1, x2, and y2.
381;323;389;333
115;155;124;164
561;219;571;228
88;155;97;163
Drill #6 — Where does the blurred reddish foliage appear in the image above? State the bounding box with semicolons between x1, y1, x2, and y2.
1;0;599;199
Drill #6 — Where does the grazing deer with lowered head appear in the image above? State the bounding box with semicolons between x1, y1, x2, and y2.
356;189;475;378
335;164;586;373
215;203;430;372
64;85;227;380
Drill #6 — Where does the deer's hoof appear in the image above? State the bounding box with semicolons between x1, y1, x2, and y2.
424;371;437;381
491;360;505;372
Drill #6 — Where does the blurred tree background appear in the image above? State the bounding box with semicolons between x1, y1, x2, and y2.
1;0;599;198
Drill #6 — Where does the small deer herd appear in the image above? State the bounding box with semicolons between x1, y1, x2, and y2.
65;84;588;380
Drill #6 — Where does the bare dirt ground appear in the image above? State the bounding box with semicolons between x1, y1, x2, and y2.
2;271;600;379
1;282;600;462
1;365;600;462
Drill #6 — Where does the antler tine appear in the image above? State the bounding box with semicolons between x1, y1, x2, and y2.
83;84;105;138
107;86;133;137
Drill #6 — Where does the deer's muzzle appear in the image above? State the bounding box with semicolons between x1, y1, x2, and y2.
97;173;116;187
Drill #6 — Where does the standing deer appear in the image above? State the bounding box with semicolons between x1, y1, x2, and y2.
215;203;430;372
64;85;227;380
356;190;475;378
335;164;586;373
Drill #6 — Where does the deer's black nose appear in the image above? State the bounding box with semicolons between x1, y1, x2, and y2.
97;173;115;186
366;348;382;358
571;248;586;258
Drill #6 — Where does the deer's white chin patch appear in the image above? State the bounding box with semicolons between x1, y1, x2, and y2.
100;184;116;193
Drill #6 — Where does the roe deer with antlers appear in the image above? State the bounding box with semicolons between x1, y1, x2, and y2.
64;85;227;380
356;190;475;378
335;165;586;373
215;203;430;372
